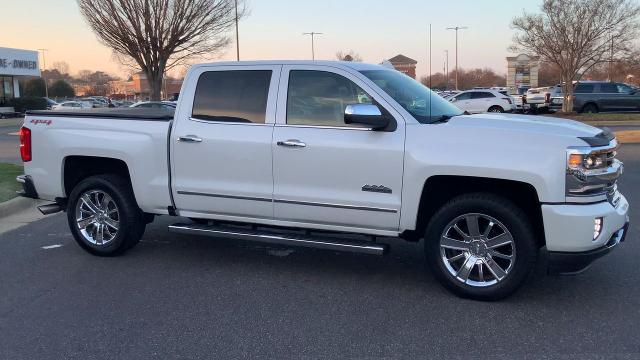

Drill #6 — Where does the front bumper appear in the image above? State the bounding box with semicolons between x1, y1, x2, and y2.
542;193;630;274
547;220;629;274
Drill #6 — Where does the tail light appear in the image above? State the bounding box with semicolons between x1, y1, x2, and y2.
19;127;32;162
503;97;513;104
545;93;551;103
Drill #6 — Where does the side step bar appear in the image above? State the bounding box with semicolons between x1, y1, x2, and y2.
168;223;388;256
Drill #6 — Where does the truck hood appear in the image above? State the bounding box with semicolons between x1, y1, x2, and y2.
447;113;603;141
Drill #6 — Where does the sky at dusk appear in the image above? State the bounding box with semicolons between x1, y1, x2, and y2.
3;0;541;79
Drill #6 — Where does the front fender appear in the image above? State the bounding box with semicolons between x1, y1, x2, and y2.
399;122;573;231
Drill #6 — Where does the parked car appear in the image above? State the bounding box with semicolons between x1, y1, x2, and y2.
77;98;103;108
549;81;640;113
18;60;629;301
525;85;562;112
449;89;516;113
51;101;93;110
115;100;135;107
130;101;177;109
43;97;58;110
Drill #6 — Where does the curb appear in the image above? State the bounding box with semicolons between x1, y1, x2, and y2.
0;196;37;219
615;130;640;144
583;120;640;127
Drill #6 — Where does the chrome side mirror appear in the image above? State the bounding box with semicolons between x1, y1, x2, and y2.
344;104;390;130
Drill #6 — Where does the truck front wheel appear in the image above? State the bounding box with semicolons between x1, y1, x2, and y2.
424;193;537;301
67;174;145;256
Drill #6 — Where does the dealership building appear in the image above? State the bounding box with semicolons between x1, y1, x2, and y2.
0;47;40;105
506;54;539;95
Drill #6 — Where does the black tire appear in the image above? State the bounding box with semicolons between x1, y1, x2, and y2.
67;174;145;256
581;103;599;113
487;106;504;113
424;193;537;301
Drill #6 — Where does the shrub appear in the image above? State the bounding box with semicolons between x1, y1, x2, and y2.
8;97;48;113
22;78;46;97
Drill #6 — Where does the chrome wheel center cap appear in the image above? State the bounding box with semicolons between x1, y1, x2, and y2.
469;240;487;257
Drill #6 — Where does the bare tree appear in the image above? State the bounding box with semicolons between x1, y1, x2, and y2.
52;61;70;75
336;50;363;62
77;0;244;100
77;70;93;84
511;0;640;112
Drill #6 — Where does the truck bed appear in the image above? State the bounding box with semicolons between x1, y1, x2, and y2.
27;108;174;121
22;109;173;214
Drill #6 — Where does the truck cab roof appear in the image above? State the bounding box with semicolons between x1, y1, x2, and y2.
189;60;389;72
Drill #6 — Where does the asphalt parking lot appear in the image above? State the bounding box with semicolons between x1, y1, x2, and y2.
1;128;639;359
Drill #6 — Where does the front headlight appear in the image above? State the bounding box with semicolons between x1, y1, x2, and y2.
566;144;621;202
567;152;609;171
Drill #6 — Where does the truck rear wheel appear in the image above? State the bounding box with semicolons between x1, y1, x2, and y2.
424;193;537;301
67;174;145;256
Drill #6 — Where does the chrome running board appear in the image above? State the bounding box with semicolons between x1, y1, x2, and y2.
168;223;388;255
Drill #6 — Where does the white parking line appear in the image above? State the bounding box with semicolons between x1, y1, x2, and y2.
42;244;63;250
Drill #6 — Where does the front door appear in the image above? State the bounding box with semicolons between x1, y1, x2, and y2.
171;65;280;221
452;92;473;112
271;66;405;232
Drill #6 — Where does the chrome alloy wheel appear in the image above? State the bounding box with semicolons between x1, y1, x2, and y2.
439;213;516;287
75;190;120;245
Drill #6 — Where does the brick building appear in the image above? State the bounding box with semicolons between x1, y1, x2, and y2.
388;54;418;79
108;72;183;100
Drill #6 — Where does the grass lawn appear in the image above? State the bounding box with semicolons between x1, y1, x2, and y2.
548;112;640;143
549;112;640;125
0;163;23;203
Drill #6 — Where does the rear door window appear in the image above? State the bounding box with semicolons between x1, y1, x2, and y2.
574;84;595;93
192;70;272;124
598;83;619;93
471;92;494;99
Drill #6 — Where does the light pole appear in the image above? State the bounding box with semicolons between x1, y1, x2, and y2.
446;26;467;90
444;50;449;90
303;32;323;60
234;0;240;61
38;48;49;98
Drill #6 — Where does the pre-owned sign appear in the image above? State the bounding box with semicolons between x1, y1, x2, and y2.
0;47;40;77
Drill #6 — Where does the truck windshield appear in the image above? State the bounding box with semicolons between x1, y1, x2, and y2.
360;70;464;123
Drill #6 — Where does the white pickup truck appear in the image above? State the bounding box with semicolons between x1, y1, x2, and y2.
17;61;629;300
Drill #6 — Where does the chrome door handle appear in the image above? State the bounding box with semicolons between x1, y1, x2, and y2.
178;135;203;143
277;139;306;148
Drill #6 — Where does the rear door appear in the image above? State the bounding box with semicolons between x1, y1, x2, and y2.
271;65;405;232
171;65;280;221
470;91;494;112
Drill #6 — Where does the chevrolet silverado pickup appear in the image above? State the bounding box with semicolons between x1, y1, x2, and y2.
17;61;630;300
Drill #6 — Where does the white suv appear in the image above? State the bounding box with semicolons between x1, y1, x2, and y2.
449;90;515;113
